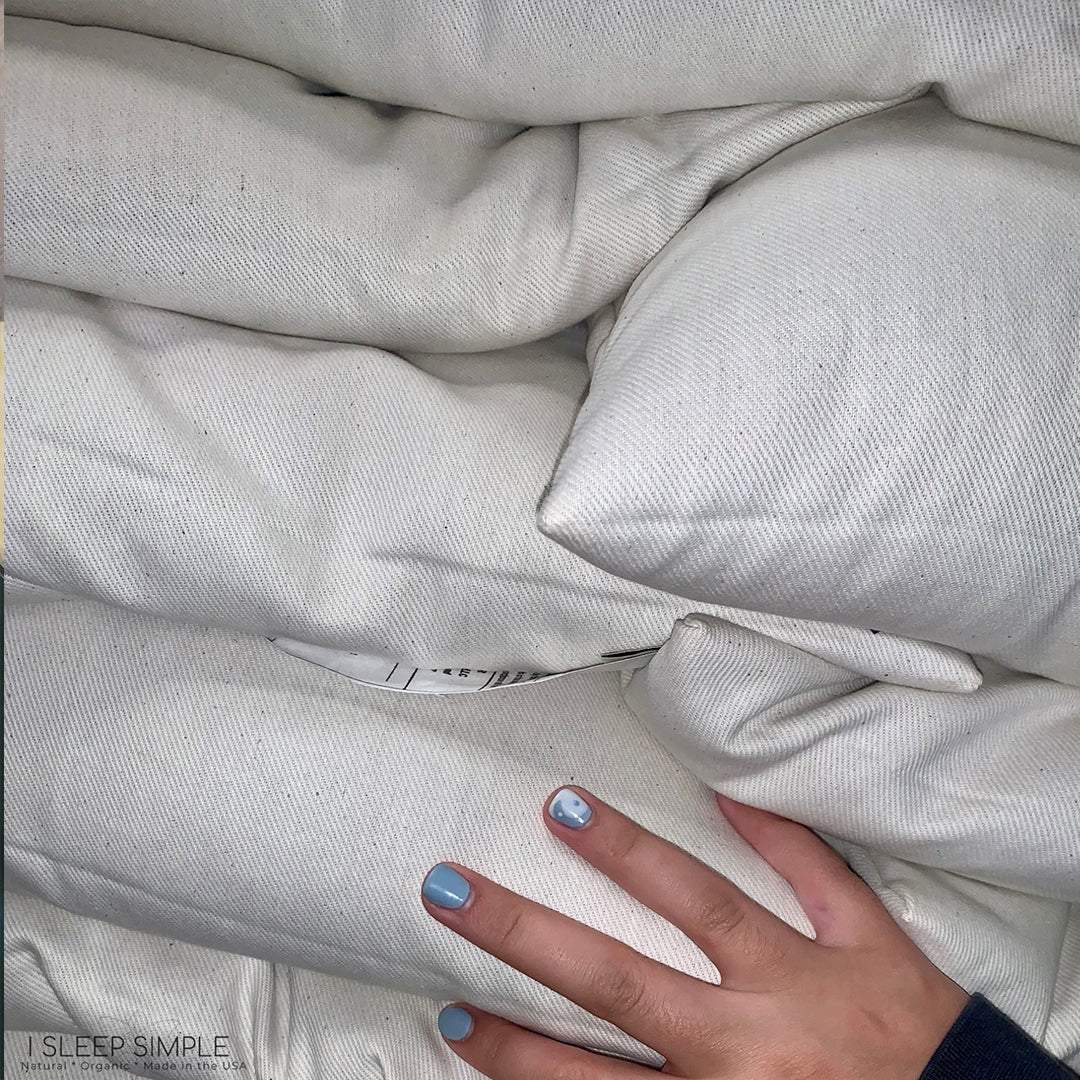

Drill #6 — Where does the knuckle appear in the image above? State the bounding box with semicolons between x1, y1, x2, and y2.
583;959;650;1019
694;889;751;941
743;923;789;977
693;891;790;974
490;904;529;954
549;1061;603;1080
608;824;648;864
477;1021;516;1063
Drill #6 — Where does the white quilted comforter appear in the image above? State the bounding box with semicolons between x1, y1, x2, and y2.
4;3;1079;1076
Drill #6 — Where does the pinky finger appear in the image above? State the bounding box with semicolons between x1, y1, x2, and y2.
435;1004;657;1079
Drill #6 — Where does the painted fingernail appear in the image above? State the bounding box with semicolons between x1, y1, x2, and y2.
422;863;471;909
548;788;593;829
437;1006;474;1042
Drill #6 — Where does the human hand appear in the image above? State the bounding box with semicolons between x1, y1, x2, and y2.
420;788;969;1078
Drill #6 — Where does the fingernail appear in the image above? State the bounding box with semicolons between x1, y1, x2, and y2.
548;788;593;829
422;863;471;909
437;1006;474;1042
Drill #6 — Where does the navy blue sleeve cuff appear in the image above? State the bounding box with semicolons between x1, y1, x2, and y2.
920;995;1078;1080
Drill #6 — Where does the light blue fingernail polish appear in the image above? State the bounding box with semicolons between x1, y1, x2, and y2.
422;864;471;909
548;788;593;829
437;1006;474;1042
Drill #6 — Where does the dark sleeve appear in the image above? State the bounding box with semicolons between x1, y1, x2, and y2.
920;995;1078;1080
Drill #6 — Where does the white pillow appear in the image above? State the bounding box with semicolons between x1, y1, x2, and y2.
541;97;1080;685
5;279;979;689
5;17;891;352
7;2;1078;143
4;585;1070;1052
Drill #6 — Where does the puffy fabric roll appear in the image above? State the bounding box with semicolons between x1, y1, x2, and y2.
2;585;792;1064
4;279;980;691
5;586;1072;1056
4;891;476;1080
8;1;1080;143
624;615;1080;901
541;96;1080;685
5;17;898;352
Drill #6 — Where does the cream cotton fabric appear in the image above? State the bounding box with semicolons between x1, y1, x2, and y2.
5;278;978;687
6;17;901;352
9;1;1080;142
5;0;1080;1073
2;585;801;1066
625;615;1080;901
4;890;479;1080
541;97;1080;685
4;586;1078;1065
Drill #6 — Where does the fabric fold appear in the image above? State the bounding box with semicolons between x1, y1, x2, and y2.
5;16;903;351
626;615;1080;900
9;1;1079;143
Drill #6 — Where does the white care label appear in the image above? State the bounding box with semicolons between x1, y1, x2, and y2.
270;637;657;695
